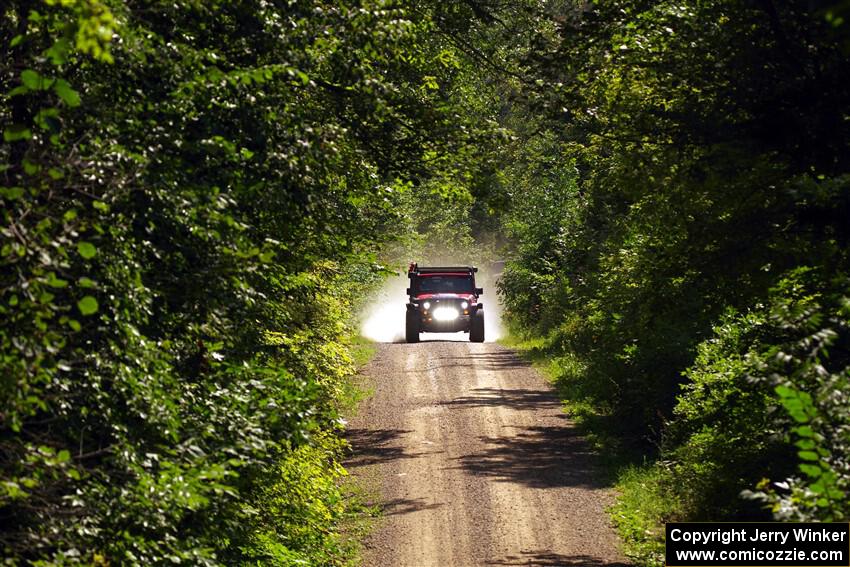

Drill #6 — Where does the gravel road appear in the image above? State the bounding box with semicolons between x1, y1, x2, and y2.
346;340;631;567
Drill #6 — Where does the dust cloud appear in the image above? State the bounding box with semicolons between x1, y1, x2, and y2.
359;263;504;343
359;274;409;343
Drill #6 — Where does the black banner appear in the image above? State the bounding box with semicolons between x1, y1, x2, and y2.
666;522;850;567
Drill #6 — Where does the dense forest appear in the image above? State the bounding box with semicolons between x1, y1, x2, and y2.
491;1;850;562
2;0;849;565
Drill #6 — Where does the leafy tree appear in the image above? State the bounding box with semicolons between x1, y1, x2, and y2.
491;0;850;534
1;0;500;562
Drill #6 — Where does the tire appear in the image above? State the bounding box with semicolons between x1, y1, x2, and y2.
405;309;420;343
469;309;485;343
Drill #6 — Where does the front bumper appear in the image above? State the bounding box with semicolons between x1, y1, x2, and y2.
408;301;479;333
419;314;471;333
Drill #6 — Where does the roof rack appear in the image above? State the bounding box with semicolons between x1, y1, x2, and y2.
408;264;477;277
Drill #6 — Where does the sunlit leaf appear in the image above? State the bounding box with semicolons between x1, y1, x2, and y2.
77;242;97;259
54;79;81;107
77;296;98;316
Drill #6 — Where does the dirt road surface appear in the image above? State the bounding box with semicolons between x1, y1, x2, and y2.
346;341;631;567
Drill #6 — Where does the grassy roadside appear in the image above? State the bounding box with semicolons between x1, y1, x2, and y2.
499;332;668;567
337;335;379;417
334;334;382;565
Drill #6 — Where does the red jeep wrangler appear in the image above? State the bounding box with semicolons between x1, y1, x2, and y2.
405;263;485;343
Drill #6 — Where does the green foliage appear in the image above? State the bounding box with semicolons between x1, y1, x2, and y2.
640;269;849;528
485;0;850;552
655;303;788;522
243;432;358;566
1;0;493;563
498;0;850;430
741;271;850;521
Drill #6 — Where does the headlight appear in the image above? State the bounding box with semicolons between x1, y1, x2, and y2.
422;301;431;310
433;307;459;321
461;301;469;309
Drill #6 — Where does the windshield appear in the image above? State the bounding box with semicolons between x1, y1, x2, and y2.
417;275;474;293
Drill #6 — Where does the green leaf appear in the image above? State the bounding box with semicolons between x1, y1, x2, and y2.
774;384;794;398
827;488;845;500
77;296;98;316
34;107;60;131
21;69;41;90
47;273;68;288
54;79;81;107
45;38;71;65
798;450;819;461
2;480;27;499
4;125;32;142
799;463;823;478
794;425;815;438
789;412;809;424
0;187;25;200
23;159;40;174
77;241;97;259
10;34;24;48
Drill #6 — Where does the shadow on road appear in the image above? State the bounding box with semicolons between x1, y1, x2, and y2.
345;428;417;467
489;551;632;566
450;423;603;489
380;497;444;516
441;387;562;411
443;349;532;371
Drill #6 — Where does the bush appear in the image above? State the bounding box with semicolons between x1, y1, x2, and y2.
745;270;850;521
662;268;850;522
244;432;359;566
664;306;791;519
